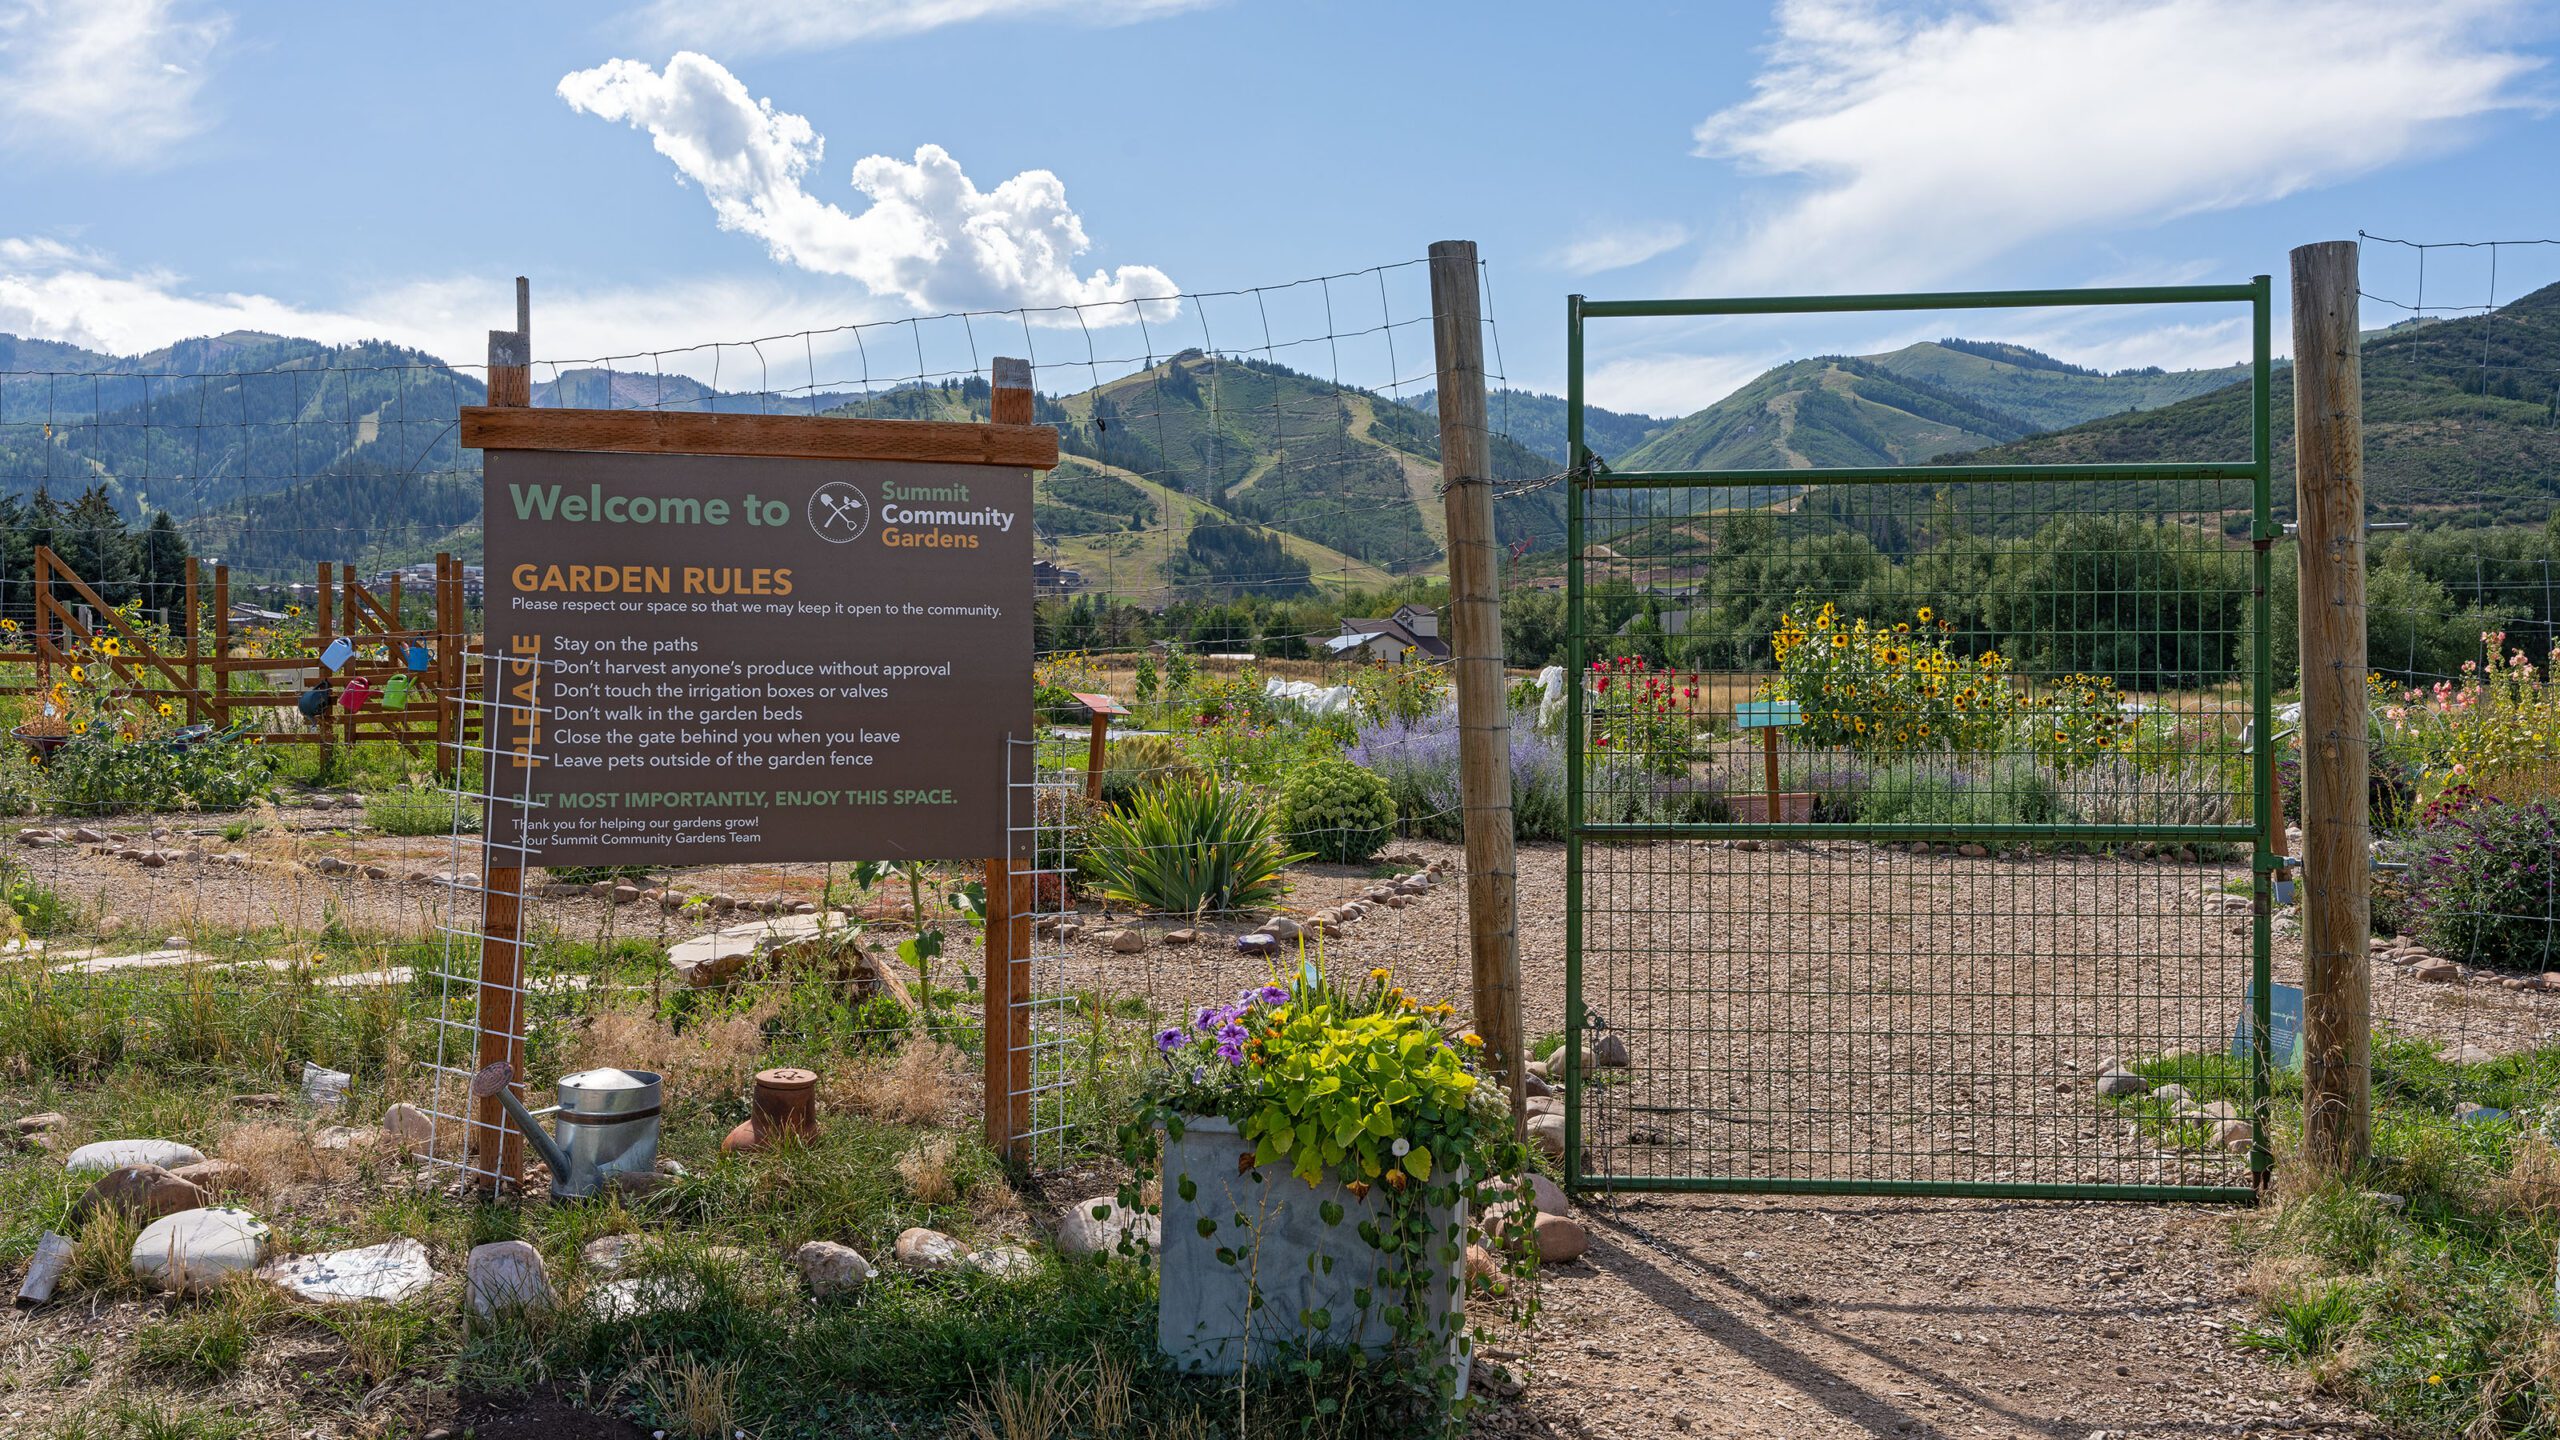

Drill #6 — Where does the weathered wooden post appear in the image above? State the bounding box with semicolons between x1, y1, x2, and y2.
1427;240;1526;1129
2292;239;2371;1173
471;278;534;1191
986;355;1039;1161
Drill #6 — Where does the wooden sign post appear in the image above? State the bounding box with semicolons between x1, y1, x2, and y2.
457;287;1057;1187
1073;691;1129;802
1733;699;1806;823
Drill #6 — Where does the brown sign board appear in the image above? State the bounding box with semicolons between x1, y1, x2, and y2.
479;449;1032;865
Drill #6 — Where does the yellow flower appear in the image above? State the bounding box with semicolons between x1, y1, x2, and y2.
1370;967;1391;981
1916;607;1933;623
68;665;85;683
157;701;174;718
286;605;302;618
0;617;15;633
98;637;120;657
70;722;86;736
1460;1033;1484;1049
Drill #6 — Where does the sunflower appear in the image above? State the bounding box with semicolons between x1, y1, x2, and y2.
156;701;174;718
1916;606;1934;623
97;637;120;657
68;665;85;683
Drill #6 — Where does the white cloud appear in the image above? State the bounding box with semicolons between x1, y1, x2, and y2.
0;238;907;379
1585;350;1784;419
629;0;1219;57
1551;222;1692;277
0;0;229;167
558;53;1179;322
1694;0;2542;290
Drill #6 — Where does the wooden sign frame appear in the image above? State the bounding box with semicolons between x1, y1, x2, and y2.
462;286;1056;1183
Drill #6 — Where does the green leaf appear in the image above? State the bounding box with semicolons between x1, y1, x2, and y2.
1177;1175;1197;1203
1319;1200;1344;1226
1196;1217;1217;1239
1402;1145;1435;1182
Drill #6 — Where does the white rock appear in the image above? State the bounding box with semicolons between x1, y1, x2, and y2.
2446;1042;2496;1066
590;1273;703;1321
1056;1196;1158;1256
465;1240;553;1318
967;1244;1038;1280
794;1239;876;1297
382;1103;437;1151
65;1138;204;1175
893;1226;967;1271
1528;1113;1567;1160
132;1207;272;1292
2095;1069;2149;1099
262;1238;435;1304
302;1061;352;1108
581;1234;652;1273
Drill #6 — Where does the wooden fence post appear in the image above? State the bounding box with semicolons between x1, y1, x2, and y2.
211;563;230;732
1427;240;1527;1131
472;279;534;1192
433;552;457;777
984;356;1036;1162
2293;239;2371;1174
183;559;202;726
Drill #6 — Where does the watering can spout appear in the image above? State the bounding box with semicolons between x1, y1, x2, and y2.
470;1061;575;1181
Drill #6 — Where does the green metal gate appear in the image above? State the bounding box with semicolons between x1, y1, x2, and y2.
1563;282;2275;1201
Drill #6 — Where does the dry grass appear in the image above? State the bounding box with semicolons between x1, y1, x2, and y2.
214;1119;355;1199
561;996;781;1100
2490;1132;2560;1219
830;1040;971;1127
897;1134;961;1204
641;1354;740;1440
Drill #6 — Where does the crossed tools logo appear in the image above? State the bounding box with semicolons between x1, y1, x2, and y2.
807;481;870;543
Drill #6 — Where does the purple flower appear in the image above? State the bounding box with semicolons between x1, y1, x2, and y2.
1256;985;1289;1006
1155;1027;1184;1053
1215;1036;1247;1065
1194;1006;1222;1031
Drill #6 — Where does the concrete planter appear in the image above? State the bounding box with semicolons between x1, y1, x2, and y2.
1157;1115;1470;1394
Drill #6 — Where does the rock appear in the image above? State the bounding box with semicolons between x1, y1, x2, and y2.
967;1244;1038;1280
2540;973;2560;992
2414;958;2462;983
1381;893;1408;909
664;912;895;998
1591;1033;1632;1069
382;1103;437;1151
581;1234;651;1273
1528;1113;1567;1160
2454;1101;2493;1121
2211;1120;2253;1152
1527;1173;1569;1216
1263;916;1305;942
2095;1069;2149;1099
65;1138;204;1174
2184;1100;2239;1123
302;1061;352;1108
263;1238;435;1305
2151;1084;2193;1107
1057;1196;1157;1256
1524;1060;1549;1081
172;1158;249;1196
794;1239;876;1297
137;850;167;869
893;1226;967;1272
11;1112;64;1134
1522;1072;1553;1098
1466;1243;1501;1285
73;827;106;844
659;891;688;912
314;855;351;875
2446;1042;2496;1066
70;1165;207;1226
15;1231;72;1307
132;1207;272;1292
1958;843;1989;858
1163;928;1198;946
710;893;738;913
1626;1125;1667;1145
1526;1094;1563;1118
311;1125;377;1151
232;1093;287;1111
465;1240;553;1318
361;865;391;881
589;1272;706;1321
1532;1212;1589;1265
1236;932;1278;956
1107;928;1149;954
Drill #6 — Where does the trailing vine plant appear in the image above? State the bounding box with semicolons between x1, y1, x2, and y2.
1116;958;1538;1433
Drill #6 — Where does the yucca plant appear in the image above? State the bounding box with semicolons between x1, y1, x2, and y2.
1089;776;1304;916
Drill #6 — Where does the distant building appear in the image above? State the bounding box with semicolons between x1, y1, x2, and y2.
1324;604;1450;663
1032;558;1084;592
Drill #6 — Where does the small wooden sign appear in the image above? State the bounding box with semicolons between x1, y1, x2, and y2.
1072;691;1129;718
1734;699;1802;729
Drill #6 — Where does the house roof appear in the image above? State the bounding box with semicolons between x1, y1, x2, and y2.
1336;615;1451;660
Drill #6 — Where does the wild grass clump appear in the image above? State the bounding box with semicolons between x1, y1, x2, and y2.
364;785;478;837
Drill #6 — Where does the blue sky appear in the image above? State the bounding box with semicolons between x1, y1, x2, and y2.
3;0;2556;417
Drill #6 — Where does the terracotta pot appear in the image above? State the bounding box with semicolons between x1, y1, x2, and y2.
721;1066;819;1153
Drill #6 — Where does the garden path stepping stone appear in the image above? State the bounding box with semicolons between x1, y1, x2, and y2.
66;1138;204;1174
262;1238;435;1304
318;966;416;989
132;1206;272;1292
50;948;214;974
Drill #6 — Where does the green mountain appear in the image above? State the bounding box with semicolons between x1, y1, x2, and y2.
1920;280;2560;529
1398;387;1673;466
1616;341;2251;475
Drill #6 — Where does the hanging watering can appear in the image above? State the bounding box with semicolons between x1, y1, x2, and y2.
339;677;371;713
471;1061;662;1199
319;637;355;672
297;681;333;721
405;644;432;673
381;674;411;711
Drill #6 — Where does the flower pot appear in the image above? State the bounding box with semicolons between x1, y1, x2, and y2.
721;1066;819;1153
11;726;69;761
1157;1114;1470;1394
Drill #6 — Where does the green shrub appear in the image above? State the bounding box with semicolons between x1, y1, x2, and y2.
1097;733;1194;807
365;785;477;836
1277;756;1393;863
1088;776;1304;916
1856;759;2061;827
40;732;275;815
2409;797;2559;972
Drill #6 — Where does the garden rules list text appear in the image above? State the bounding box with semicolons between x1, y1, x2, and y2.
481;450;1032;864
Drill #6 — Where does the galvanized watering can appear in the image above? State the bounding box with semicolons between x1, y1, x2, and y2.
472;1061;662;1198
